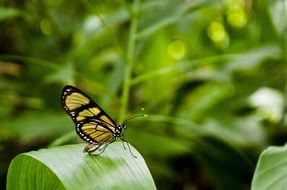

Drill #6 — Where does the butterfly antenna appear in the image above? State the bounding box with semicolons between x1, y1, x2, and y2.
123;114;148;124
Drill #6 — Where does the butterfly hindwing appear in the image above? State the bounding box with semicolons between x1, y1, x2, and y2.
61;85;117;144
76;119;114;144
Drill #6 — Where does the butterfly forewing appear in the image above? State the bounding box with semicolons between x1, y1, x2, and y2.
61;85;117;145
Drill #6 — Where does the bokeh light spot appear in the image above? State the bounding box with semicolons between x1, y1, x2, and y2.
227;8;247;28
207;21;229;49
167;40;186;60
40;18;52;35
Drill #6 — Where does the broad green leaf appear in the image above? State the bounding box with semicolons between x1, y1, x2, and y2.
251;145;287;190
7;143;156;190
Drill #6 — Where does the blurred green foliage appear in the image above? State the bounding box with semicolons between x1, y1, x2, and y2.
0;0;287;189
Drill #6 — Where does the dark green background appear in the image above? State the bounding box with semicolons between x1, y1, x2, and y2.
1;0;286;189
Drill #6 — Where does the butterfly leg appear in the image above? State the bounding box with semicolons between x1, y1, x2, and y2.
97;143;109;151
95;139;116;155
120;134;128;150
121;138;127;150
120;138;137;158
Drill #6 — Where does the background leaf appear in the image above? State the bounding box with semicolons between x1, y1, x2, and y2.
0;7;23;20
251;145;287;190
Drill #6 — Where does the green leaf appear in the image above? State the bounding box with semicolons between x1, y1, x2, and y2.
0;7;23;20
251;145;287;190
44;62;74;84
7;143;156;190
137;0;223;39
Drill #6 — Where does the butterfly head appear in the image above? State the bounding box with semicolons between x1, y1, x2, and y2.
114;123;126;137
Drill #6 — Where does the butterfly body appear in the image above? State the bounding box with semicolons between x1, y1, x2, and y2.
61;85;128;154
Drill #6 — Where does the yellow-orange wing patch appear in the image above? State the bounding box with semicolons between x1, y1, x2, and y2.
65;92;90;110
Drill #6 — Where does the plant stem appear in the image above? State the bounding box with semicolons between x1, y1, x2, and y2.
280;0;287;130
119;0;140;123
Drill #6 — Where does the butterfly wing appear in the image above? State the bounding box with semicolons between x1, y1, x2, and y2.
76;119;114;144
61;85;117;145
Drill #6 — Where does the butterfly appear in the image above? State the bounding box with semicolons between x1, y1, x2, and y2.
61;85;142;157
